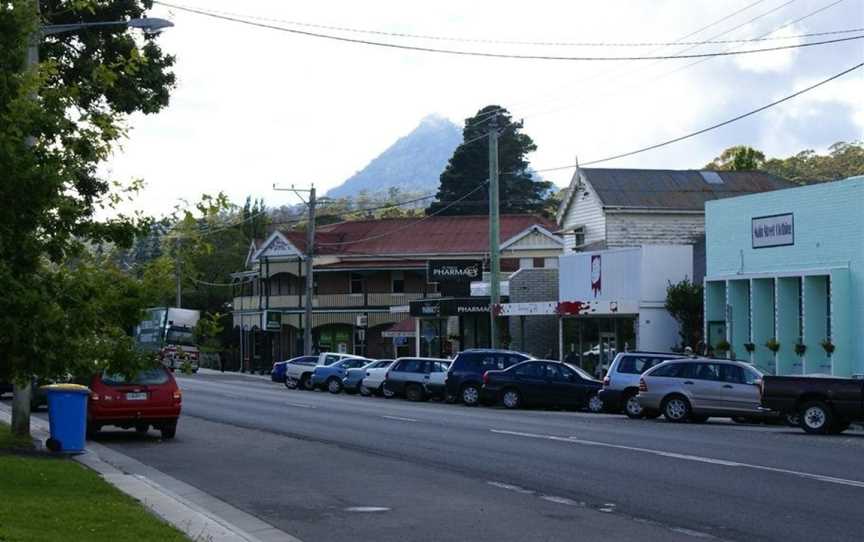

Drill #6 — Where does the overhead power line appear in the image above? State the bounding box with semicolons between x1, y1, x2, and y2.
154;2;863;61
154;1;860;48
530;61;864;173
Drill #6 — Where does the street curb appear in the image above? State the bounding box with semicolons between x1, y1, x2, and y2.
0;404;301;542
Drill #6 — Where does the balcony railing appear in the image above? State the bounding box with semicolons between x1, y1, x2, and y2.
233;292;438;311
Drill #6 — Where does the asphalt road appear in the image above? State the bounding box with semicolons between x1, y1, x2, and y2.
86;372;864;542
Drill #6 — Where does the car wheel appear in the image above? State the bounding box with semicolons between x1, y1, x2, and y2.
382;385;395;398
501;389;521;409
284;377;298;390
299;374;314;391
405;384;425;402
461;384;481;406
624;392;644;419
160;422;177;440
800;401;834;434
587;393;604;414
360;385;372;396
661;395;691;423
327;378;343;394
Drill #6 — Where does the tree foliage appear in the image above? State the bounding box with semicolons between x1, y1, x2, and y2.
704;145;766;171
427;105;552;216
705;141;864;184
665;279;704;351
0;0;175;390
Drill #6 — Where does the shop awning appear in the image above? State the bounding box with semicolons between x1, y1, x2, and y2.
382;318;417;338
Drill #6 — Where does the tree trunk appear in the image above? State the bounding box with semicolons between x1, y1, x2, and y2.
11;381;32;437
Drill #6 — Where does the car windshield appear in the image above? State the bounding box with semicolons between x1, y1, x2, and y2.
102;368;169;386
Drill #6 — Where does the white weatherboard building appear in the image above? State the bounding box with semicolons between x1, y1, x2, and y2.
558;245;693;376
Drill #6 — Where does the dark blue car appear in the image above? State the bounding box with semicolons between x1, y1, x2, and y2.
272;356;316;384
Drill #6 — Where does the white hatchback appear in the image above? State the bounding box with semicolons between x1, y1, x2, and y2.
361;360;397;396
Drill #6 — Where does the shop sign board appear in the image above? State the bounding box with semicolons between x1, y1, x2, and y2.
409;298;494;317
427;260;483;284
752;213;794;248
497;302;558;316
265;310;282;331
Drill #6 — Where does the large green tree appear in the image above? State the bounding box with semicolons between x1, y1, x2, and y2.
0;0;175;436
427;105;552;216
704;145;766;171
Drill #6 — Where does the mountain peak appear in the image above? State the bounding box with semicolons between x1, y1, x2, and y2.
326;115;462;199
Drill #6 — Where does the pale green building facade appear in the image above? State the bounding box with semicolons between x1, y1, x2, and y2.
704;176;863;378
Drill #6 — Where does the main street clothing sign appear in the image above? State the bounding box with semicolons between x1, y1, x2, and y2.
752;213;794;248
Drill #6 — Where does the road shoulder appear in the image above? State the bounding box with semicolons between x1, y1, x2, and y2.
0;403;300;542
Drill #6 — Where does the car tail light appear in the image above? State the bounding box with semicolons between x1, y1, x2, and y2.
639;378;647;392
482;371;489;385
173;390;182;401
602;376;610;388
90;393;100;401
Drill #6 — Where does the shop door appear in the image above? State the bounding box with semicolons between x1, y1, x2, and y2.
598;333;616;379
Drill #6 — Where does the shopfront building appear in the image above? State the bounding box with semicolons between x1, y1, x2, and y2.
704;176;864;377
558;245;692;377
408;297;504;357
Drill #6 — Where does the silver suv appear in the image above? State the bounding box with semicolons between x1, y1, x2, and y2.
598;352;682;418
383;358;451;401
637;358;767;423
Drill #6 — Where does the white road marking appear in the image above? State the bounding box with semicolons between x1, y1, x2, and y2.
381;415;417;422
344;506;390;513
285;402;314;409
490;429;864;489
539;495;581;506
487;481;535;495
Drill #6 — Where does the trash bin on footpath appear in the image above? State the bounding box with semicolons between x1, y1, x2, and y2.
41;384;90;454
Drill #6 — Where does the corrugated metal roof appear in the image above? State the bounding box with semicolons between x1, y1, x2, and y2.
581;168;794;210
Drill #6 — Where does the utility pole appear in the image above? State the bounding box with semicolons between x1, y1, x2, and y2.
274;184;316;356
488;115;501;349
12;0;41;437
175;238;182;308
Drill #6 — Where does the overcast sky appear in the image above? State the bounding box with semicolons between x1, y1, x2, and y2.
103;0;864;217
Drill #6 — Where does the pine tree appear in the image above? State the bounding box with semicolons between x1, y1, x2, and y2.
426;105;551;216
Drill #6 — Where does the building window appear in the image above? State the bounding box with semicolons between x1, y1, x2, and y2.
572;226;586;250
350;273;364;294
392;271;405;293
533;257;545;269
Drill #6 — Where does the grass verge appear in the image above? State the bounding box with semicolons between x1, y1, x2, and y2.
0;422;188;542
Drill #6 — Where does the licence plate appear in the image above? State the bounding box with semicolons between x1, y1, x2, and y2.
126;392;147;401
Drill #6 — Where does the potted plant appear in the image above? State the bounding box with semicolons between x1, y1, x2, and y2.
743;342;756;353
794;342;807;356
765;338;780;353
714;340;731;357
821;339;835;355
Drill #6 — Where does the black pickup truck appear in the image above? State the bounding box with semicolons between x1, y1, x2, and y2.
761;375;864;434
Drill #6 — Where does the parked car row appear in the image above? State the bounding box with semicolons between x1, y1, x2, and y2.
269;349;863;435
271;349;605;412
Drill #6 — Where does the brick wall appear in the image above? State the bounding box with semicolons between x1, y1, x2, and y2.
507;268;559;359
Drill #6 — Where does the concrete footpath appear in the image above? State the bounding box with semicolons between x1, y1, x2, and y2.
0;404;300;542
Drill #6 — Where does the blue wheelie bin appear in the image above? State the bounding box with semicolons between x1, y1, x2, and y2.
42;384;90;454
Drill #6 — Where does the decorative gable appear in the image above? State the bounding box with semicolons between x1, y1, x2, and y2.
250;232;304;264
500;225;564;251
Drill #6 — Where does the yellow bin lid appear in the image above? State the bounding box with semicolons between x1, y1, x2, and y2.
40;383;91;394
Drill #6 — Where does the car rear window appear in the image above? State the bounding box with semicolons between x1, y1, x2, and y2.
617;356;668;375
102;368;169;386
